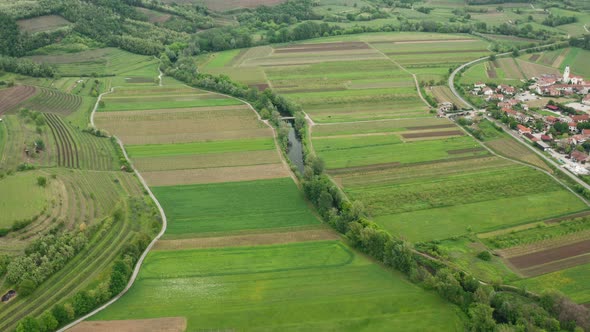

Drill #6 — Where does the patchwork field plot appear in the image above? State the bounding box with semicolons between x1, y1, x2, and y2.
27;48;159;77
92;241;463;331
17;15;70;33
16;87;83;116
477;216;590;301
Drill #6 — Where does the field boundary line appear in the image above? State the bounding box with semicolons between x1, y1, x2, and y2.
366;42;433;110
59;86;168;332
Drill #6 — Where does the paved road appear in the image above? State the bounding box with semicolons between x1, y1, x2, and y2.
447;48;590;192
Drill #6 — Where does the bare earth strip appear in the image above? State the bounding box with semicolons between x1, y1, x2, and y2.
508;239;590;270
142;164;290;186
498;230;590;258
521;254;590;277
155;229;339;250
69;317;186;332
133;150;281;172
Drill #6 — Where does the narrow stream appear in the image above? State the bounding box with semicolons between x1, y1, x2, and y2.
285;120;305;174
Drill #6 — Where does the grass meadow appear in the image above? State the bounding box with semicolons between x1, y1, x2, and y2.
0;172;49;228
92;241;464;331
152;178;320;237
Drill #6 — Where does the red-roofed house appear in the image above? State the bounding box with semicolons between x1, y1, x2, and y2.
474;82;486;88
546;105;560;111
546;116;557;124
482;87;493;96
500;85;516;95
541;135;552;142
571;150;589;163
583;129;590;136
569;122;578;132
572;115;590;123
517;124;532;135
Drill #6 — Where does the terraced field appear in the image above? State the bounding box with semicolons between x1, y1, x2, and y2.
0;85;38;115
89;80;464;330
18;87;83;116
45;113;119;170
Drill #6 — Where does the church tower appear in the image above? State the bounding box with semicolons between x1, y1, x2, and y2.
563;65;571;83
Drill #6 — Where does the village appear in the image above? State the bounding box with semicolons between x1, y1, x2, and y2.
464;64;590;175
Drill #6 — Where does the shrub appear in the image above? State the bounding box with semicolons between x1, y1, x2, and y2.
37;176;47;187
477;251;492;261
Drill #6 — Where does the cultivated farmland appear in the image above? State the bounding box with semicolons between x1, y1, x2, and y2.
198;33;491;123
92;241;463;331
88;75;464;329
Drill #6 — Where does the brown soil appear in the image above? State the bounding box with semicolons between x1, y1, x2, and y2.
0;86;38;115
69;317;187;332
402;130;463;139
447;147;485;154
529;54;540;62
545;211;590;224
509;239;590;270
142;163;289;186
249;83;270;91
274;42;369;53
405;124;456;131
520;254;590;277
155;229;339;250
385;49;489;56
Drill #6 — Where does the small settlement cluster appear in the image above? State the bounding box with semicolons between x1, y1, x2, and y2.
471;65;590;173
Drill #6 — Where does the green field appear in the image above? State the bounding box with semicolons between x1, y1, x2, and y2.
315;135;483;169
92;241;464;331
152;178;320;237
0;172;49;228
376;190;587;242
126;137;275;158
513;263;590;303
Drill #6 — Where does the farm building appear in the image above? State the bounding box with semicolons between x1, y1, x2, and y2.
571;150;589;163
572;115;590;123
535;141;550;151
569;122;578;132
546;104;560;112
517;124;532;135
